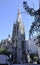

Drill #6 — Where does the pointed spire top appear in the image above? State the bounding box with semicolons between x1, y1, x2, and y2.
16;8;22;23
18;7;20;15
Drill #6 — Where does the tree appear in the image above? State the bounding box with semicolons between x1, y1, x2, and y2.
23;1;40;38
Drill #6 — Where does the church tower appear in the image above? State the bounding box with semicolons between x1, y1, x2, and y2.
12;9;26;63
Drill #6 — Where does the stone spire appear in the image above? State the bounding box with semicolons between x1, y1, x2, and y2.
16;8;22;23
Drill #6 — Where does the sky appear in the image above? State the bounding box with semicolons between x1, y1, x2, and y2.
0;0;39;41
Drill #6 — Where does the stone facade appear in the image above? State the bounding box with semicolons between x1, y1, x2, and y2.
12;9;26;63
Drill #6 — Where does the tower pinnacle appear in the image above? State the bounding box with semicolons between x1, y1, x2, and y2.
18;8;20;15
16;8;22;23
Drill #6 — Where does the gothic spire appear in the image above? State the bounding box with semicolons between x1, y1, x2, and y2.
16;8;22;23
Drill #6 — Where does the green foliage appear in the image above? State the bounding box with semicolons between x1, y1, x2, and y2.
30;54;38;62
36;35;40;46
0;47;10;56
23;1;40;38
0;48;5;53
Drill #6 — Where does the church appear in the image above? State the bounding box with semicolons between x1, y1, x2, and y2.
0;8;40;64
0;8;28;63
12;8;27;63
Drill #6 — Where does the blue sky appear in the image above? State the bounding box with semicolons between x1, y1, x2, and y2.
0;0;39;40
